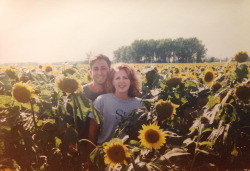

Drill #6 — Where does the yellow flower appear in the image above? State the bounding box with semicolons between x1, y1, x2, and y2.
224;67;230;73
103;140;130;168
56;76;82;94
12;82;35;103
84;72;92;83
138;122;166;150
173;67;181;75
234;51;249;63
203;69;216;85
184;73;198;80
155;99;179;122
43;64;53;72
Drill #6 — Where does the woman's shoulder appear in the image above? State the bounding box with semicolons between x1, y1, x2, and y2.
133;96;142;102
95;93;114;101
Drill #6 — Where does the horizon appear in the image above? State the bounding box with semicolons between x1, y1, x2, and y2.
0;0;249;64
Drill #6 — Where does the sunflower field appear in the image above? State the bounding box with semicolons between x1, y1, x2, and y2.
0;52;249;171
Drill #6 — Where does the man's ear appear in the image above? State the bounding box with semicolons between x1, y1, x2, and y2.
89;69;92;76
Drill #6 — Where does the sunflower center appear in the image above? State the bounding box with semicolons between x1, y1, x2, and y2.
13;86;31;103
107;145;126;163
156;102;174;121
145;129;160;143
204;72;213;82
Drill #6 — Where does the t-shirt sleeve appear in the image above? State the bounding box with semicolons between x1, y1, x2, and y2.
88;96;103;119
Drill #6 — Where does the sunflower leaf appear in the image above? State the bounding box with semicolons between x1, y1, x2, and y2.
161;148;190;160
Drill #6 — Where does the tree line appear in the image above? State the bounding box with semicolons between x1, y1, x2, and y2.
113;37;207;63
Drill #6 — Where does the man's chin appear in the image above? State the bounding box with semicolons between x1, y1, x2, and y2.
95;81;106;85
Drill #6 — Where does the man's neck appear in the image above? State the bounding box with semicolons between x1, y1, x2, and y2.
88;82;104;93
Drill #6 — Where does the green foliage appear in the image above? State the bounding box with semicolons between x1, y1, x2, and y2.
114;37;207;63
0;62;249;170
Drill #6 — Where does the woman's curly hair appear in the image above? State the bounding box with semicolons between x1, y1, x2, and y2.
106;63;141;97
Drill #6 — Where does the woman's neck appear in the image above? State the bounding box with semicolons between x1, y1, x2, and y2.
114;92;130;100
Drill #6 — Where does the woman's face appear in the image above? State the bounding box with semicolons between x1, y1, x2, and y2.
112;69;131;95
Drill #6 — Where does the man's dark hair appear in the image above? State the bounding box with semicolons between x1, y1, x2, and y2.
89;54;111;69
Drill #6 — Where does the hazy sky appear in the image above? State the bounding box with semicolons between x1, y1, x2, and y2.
0;0;249;64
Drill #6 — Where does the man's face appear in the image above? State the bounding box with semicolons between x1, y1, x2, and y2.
90;59;109;85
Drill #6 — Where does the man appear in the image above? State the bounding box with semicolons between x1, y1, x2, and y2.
81;54;111;169
83;54;111;101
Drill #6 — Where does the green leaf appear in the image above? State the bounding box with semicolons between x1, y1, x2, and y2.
202;128;212;133
90;147;101;169
37;120;43;127
199;141;213;147
161;148;190;160
207;95;219;108
189;126;196;131
91;102;103;125
128;140;141;147
55;137;62;148
231;148;238;157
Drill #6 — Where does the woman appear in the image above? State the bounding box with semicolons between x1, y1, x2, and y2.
87;63;142;146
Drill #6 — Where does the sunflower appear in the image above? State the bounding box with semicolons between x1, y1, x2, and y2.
103;139;130;168
43;64;53;72
5;68;17;79
165;77;182;88
211;82;222;92
234;51;249;63
173;67;181;75
138;122;166;150
12;82;35;103
184;73;198;80
62;67;76;75
84;72;92;83
56;76;82;93
155;99;179;122
224;68;230;73
200;67;205;72
203;69;216;85
234;85;250;101
19;74;30;83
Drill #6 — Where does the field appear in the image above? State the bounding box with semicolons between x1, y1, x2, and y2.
0;60;250;170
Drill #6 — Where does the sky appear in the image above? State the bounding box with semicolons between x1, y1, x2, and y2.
0;0;249;64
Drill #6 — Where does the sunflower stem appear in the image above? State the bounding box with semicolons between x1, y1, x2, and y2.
71;93;78;129
30;99;37;129
74;93;84;120
79;139;97;148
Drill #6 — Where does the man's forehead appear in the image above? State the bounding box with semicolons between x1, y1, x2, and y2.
92;59;109;67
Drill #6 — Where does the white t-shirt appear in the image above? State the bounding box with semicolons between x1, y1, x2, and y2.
89;93;142;145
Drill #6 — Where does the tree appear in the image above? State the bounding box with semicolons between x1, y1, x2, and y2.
113;37;207;63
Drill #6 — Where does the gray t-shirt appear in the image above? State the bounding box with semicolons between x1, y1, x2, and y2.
89;93;142;145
